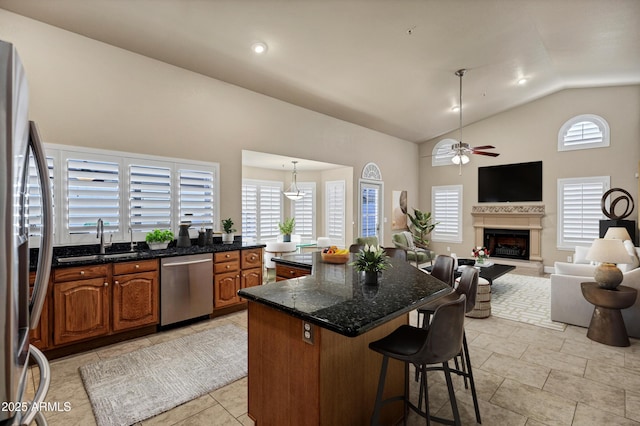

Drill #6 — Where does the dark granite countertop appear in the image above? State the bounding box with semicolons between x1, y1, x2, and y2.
239;252;451;337
30;239;265;270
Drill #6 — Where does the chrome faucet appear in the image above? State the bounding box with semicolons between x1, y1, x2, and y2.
96;218;112;254
129;227;135;252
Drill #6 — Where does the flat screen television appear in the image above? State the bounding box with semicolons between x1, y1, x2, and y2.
478;161;542;203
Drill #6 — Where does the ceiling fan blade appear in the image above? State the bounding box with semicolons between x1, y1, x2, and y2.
471;145;495;150
473;151;500;157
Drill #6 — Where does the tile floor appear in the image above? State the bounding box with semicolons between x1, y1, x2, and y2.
25;278;640;426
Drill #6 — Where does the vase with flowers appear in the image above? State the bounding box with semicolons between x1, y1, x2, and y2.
472;246;490;265
350;244;391;284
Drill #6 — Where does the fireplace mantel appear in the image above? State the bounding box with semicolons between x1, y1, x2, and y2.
472;205;544;262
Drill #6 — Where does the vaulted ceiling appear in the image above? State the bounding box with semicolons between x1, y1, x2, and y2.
1;0;639;143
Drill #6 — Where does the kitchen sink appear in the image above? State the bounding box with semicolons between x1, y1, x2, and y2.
56;252;139;263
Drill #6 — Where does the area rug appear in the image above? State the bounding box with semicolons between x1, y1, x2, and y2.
490;274;567;331
79;323;248;426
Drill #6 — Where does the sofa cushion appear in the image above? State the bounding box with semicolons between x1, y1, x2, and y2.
573;245;592;264
618;240;640;273
554;261;596;277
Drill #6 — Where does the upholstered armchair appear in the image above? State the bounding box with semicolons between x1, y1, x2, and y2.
355;236;379;247
392;232;435;267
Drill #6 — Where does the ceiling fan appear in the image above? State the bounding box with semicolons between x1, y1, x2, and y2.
438;69;500;174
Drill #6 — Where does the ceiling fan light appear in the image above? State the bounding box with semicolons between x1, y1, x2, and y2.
451;155;461;165
461;154;470;164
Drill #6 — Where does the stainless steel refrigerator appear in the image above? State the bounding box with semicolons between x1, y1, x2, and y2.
1;40;53;426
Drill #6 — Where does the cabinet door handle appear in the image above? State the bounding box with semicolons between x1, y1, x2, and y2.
104;282;109;287
225;254;230;258
80;271;85;276
114;280;119;285
135;264;140;269
226;265;230;269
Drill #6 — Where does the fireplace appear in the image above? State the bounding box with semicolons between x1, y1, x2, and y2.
484;228;530;260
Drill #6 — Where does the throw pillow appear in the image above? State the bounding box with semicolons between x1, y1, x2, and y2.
573;245;591;264
403;231;415;249
618;240;639;273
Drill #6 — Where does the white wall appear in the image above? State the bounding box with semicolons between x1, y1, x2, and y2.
420;85;640;267
0;9;417;247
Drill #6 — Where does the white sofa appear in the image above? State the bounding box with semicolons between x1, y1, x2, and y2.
550;244;640;338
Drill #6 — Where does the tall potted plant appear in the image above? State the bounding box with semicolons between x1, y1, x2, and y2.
278;217;295;242
221;218;236;244
407;208;437;249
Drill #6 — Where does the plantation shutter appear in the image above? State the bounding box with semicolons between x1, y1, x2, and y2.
259;184;282;241
558;176;609;247
242;182;258;240
179;169;215;227
67;158;120;234
431;185;462;243
292;182;315;240
326;180;345;246
27;155;55;237
129;164;172;232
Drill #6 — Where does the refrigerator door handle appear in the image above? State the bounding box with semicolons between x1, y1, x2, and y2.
20;345;51;426
28;121;53;329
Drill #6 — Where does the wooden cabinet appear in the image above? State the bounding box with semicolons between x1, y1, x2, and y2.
276;263;312;281
52;260;159;346
53;264;110;346
241;248;263;290
214;248;264;308
214;251;241;308
112;259;159;332
29;271;49;350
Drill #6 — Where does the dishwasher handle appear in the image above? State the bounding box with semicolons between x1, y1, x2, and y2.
163;258;213;267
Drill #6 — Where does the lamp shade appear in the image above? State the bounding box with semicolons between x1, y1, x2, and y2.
604;227;632;241
586;238;632;264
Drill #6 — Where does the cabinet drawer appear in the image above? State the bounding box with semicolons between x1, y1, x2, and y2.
275;264;311;280
214;250;240;263
214;260;240;274
113;259;158;275
242;248;263;269
53;264;108;281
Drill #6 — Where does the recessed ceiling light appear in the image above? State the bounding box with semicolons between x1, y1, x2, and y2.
517;78;527;85
451;105;460;112
251;42;268;54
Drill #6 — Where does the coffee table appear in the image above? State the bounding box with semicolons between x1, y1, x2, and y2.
424;261;515;284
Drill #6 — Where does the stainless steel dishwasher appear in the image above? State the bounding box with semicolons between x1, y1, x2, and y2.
160;253;213;326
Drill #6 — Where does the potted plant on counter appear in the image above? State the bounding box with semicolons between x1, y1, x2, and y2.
145;229;174;250
278;217;295;242
222;218;236;244
350;244;391;284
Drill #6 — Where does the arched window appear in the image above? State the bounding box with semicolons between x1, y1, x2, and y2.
558;114;610;151
431;139;456;167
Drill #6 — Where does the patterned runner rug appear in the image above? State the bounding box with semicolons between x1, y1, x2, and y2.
490;274;567;331
80;323;247;426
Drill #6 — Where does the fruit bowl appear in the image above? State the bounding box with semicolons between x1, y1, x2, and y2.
321;252;350;264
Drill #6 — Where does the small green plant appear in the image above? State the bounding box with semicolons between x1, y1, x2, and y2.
145;229;174;243
350;244;391;273
222;218;236;234
278;217;295;235
407;208;438;249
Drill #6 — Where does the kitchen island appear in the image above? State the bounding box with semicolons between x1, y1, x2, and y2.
238;252;451;425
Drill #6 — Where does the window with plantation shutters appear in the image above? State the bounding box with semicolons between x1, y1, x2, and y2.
291;182;315;240
558;114;610;151
432;139;456;166
326;180;345;246
27;154;55;239
178;168;216;228
67;157;120;236
431;185;462;243
557;176;609;249
242;179;283;242
129;164;171;232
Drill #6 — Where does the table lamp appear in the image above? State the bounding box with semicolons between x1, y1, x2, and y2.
586;238;633;289
603;227;632;241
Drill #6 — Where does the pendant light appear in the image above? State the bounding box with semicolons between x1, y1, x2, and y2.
452;68;469;174
283;161;305;201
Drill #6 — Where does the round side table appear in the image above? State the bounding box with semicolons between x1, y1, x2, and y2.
580;282;638;347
